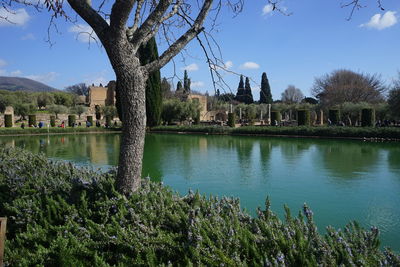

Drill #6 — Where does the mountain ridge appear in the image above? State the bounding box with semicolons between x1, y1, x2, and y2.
0;76;59;92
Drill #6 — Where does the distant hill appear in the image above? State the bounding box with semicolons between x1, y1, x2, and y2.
0;76;59;92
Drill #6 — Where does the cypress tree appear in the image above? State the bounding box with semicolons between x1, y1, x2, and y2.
260;72;273;104
138;37;162;127
176;81;183;92
244;77;254;104
236;75;246;103
183;70;191;94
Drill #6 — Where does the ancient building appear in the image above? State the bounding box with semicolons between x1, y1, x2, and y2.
88;81;116;107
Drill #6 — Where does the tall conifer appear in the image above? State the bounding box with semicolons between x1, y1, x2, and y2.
183;70;191;94
260;72;273;104
236;75;246;103
244;77;254;104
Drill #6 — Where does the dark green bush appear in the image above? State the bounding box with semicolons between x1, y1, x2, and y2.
271;111;281;126
105;115;112;127
362;108;375;127
4;114;12;127
227;112;235;127
50;115;56;127
28;114;36;127
87;116;93;126
297;110;311;126
328;110;340;125
68;115;76;127
0;147;398;266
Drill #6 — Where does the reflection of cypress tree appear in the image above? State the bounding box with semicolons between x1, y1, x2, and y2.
235;137;254;173
259;140;272;171
388;148;400;173
142;134;164;182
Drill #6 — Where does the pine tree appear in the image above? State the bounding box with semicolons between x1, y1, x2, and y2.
244;77;254;104
260;72;273;104
235;75;246;103
176;81;183;91
138;37;162;127
183;70;191;94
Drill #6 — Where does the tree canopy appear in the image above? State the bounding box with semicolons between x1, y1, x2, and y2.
281;85;304;104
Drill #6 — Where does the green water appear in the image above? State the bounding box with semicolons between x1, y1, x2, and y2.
1;133;400;251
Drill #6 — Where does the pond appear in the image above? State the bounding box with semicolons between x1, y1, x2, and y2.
1;133;399;251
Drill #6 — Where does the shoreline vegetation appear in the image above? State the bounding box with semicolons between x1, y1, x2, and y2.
1;147;399;265
1;125;400;141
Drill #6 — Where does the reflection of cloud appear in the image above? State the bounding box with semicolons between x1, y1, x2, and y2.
240;62;260;70
25;72;58;83
69;24;99;43
0;7;30;27
181;63;199;72
360;11;397;30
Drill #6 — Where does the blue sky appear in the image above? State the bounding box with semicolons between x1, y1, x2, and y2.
0;0;399;100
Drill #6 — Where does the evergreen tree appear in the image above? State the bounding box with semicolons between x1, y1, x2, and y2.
138;37;162;127
260;72;273;104
176;81;183;91
183;70;191;94
244;77;254;104
235;75;246;103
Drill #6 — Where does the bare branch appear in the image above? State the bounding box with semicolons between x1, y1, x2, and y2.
110;0;136;32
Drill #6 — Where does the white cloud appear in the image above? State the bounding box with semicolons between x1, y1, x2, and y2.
0;59;6;68
360;11;397;30
84;70;109;86
262;4;273;15
191;81;205;88
25;72;58;84
0;69;6;75
240;62;260;70
181;63;199;72
10;70;22;76
69;24;99;43
0;7;30;27
21;33;35;40
211;60;233;71
224;61;233;69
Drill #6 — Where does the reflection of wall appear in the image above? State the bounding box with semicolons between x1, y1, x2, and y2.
89;135;109;165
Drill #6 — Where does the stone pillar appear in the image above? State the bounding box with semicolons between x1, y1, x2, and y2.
268;104;271;125
318;109;324;126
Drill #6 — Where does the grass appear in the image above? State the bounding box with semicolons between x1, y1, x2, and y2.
151;125;400;140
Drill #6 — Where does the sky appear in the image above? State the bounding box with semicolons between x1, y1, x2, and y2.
0;0;399;100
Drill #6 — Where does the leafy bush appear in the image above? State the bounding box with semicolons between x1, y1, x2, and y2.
227;112;235;127
271;111;281;126
87;116;93;126
329;110;340;125
4;114;12;127
361;108;375;127
0;126;120;136
28;114;36;127
0;147;398;266
68;115;76;127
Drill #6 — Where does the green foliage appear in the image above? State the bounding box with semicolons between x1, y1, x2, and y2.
50;116;56;127
4;114;12;127
388;88;400;119
105;116;112;127
0;147;398;266
329;109;340;125
87;116;93;126
70;105;87;119
28;114;37;127
37;93;55;109
14;103;36;120
361;108;375;127
139;37;162;127
227;112;235;127
47;104;69;119
101;106;117;119
183;70;191;94
297;110;311;126
0;127;120;135
68;115;76;127
161;99;200;125
271;111;282;126
53;92;75;107
260;72;273;104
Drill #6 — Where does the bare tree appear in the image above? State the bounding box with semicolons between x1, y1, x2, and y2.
281;85;304;104
312;69;386;107
65;83;89;96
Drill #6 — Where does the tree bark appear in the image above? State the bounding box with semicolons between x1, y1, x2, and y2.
114;63;148;194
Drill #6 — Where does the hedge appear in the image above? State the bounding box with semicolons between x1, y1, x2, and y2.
297;110;311;126
50;115;56;127
87;116;93;127
362;108;375;127
271;111;281;126
227;112;235;127
328;110;340;125
28;114;36;127
0;147;398;266
4;114;12;127
68;115;76;127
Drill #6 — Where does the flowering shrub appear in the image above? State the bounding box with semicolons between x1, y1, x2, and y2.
0;147;399;266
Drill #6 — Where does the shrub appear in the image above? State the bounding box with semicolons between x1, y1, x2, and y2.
87;116;93;126
361;108;375;127
4;114;12;127
227;112;235;127
328;109;340;125
50;115;56;127
28;114;36;127
68;115;76;127
0;147;399;266
271;111;281;126
297;109;311;126
105;115;112;127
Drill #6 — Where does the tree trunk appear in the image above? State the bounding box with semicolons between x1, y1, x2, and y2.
115;67;148;195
